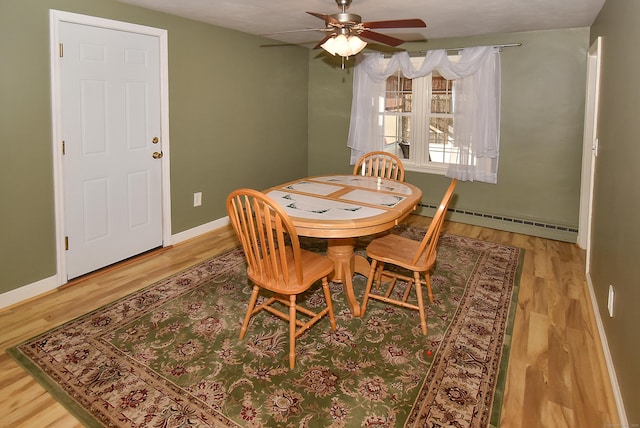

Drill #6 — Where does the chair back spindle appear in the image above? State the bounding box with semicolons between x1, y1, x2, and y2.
227;190;303;289
353;151;405;182
412;179;457;266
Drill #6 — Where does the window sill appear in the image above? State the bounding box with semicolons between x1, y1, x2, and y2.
403;163;448;175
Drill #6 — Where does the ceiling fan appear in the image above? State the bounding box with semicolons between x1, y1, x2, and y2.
307;0;426;58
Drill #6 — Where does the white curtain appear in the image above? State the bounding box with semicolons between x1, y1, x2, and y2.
347;46;501;183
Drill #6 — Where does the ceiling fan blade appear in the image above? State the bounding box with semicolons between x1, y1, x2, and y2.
307;11;341;26
359;30;405;47
261;28;327;36
362;19;426;29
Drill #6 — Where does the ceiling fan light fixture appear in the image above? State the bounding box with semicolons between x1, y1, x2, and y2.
320;35;338;55
347;34;367;54
321;34;367;57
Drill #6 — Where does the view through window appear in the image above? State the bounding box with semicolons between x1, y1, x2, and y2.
381;61;457;173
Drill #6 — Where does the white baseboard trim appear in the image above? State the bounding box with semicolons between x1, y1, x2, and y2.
0;217;231;311
0;275;59;310
170;216;230;245
585;272;628;425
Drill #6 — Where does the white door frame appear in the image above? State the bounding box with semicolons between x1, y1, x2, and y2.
578;37;630;425
49;10;172;285
577;37;602;268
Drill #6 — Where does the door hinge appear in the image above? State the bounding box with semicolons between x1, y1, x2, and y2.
65;236;69;251
593;137;599;157
59;43;64;58
62;141;65;155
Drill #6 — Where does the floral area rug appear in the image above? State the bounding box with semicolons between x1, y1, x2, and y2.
8;227;522;427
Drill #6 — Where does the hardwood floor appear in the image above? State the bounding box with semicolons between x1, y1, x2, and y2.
0;217;620;427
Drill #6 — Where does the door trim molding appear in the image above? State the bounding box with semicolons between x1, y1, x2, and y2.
49;9;172;285
580;37;628;425
577;37;601;254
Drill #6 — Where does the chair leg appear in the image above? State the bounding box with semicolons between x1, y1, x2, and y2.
361;259;379;317
322;278;337;330
424;272;434;304
240;285;260;339
383;275;398;299
414;271;427;335
401;277;413;302
374;262;385;291
288;295;296;369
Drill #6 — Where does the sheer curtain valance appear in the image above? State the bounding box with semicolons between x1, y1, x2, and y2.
347;46;501;183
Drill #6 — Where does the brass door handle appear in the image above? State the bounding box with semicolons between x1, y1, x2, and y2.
152;151;163;159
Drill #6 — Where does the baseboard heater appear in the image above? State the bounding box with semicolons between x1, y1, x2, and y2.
419;203;579;234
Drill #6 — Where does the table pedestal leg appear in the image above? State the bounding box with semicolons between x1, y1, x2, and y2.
326;238;372;317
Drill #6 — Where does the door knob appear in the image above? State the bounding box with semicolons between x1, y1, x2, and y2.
152;151;163;159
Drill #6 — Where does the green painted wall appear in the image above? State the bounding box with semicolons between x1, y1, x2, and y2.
2;0;632;420
308;28;590;242
0;0;308;294
590;0;640;423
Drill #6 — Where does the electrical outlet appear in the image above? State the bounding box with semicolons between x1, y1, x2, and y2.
193;192;202;207
607;285;614;317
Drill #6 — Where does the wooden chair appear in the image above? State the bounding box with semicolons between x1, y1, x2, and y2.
226;189;337;368
361;179;457;335
353;151;405;182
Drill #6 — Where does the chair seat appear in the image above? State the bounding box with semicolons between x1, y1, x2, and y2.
366;233;437;273
247;247;334;295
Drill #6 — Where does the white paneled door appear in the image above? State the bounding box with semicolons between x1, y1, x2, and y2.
60;21;164;279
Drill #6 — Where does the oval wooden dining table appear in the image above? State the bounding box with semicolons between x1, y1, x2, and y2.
265;174;422;316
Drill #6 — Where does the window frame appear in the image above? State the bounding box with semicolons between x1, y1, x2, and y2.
378;56;458;175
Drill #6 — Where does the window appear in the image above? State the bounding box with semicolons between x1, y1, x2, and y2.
348;47;500;183
380;58;457;174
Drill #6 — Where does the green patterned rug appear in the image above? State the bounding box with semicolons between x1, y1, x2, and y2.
8;226;523;427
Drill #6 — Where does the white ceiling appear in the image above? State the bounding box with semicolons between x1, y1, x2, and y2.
114;0;605;47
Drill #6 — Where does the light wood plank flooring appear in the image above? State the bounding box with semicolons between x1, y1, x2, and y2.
0;217;620;427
